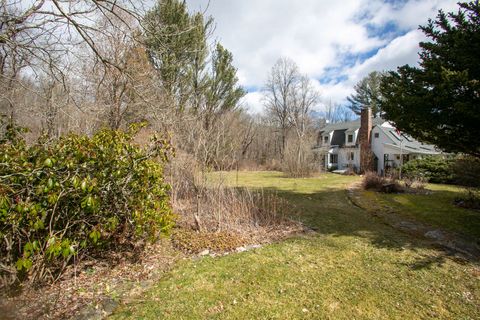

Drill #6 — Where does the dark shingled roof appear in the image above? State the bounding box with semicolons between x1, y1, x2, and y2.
331;129;346;146
319;117;385;133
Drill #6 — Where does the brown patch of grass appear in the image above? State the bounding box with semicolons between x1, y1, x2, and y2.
171;229;247;254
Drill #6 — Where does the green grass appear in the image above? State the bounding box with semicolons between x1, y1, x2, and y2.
110;172;480;320
368;183;480;239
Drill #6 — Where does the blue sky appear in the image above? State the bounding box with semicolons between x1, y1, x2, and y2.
186;0;458;113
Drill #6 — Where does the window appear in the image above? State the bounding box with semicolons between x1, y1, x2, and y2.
324;136;328;143
330;154;338;164
348;152;354;161
347;134;353;143
374;132;379;138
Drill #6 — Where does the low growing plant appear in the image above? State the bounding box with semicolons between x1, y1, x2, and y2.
454;189;480;210
401;156;455;184
0;124;175;285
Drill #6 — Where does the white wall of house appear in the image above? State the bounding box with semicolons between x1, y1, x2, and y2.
371;125;395;174
337;148;360;170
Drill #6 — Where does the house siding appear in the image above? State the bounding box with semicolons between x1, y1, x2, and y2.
371;126;392;175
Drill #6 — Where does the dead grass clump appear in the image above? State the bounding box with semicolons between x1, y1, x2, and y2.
362;172;385;190
363;172;403;193
264;158;282;171
175;185;299;236
403;176;427;191
166;153;305;254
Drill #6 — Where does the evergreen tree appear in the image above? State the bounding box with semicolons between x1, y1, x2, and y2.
380;1;480;157
143;0;245;123
204;43;246;129
143;0;212;111
347;71;384;117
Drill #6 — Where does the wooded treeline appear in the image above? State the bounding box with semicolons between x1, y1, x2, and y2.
0;0;326;174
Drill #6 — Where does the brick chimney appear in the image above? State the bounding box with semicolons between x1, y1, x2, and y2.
359;107;372;173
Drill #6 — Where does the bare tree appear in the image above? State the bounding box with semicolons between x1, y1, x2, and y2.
288;75;319;169
263;57;299;158
322;100;355;124
0;0;148;127
263;57;319;171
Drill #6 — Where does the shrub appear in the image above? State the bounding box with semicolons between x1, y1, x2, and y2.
0;124;175;285
362;172;384;190
281;142;317;178
402;155;480;187
363;172;403;193
451;156;480;188
402;156;455;184
454;189;480;210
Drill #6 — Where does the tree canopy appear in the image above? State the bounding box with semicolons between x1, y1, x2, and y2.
379;1;480;157
347;71;384;117
144;0;212;111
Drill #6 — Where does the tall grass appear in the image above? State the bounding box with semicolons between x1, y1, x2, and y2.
166;153;302;241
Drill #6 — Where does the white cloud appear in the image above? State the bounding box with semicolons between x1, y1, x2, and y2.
367;0;459;30
241;91;264;114
185;0;460;113
348;29;426;83
317;29;426;107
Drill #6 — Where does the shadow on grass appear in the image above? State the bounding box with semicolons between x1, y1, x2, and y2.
242;185;479;269
375;188;480;240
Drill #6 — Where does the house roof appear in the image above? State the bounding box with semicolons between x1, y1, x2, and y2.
330;129;347;146
378;126;439;155
319;117;385;134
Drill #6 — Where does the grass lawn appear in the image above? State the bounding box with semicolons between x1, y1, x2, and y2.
364;184;480;239
110;172;480;320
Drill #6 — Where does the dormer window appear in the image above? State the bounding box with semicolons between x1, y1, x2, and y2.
324;136;328;143
347;134;353;143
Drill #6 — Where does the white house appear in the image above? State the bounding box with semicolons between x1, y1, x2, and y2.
313;108;440;175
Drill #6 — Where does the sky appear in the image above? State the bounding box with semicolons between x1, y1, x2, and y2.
185;0;458;114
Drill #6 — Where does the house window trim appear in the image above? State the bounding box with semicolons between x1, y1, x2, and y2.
347;134;353;143
330;154;338;164
348;152;354;161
